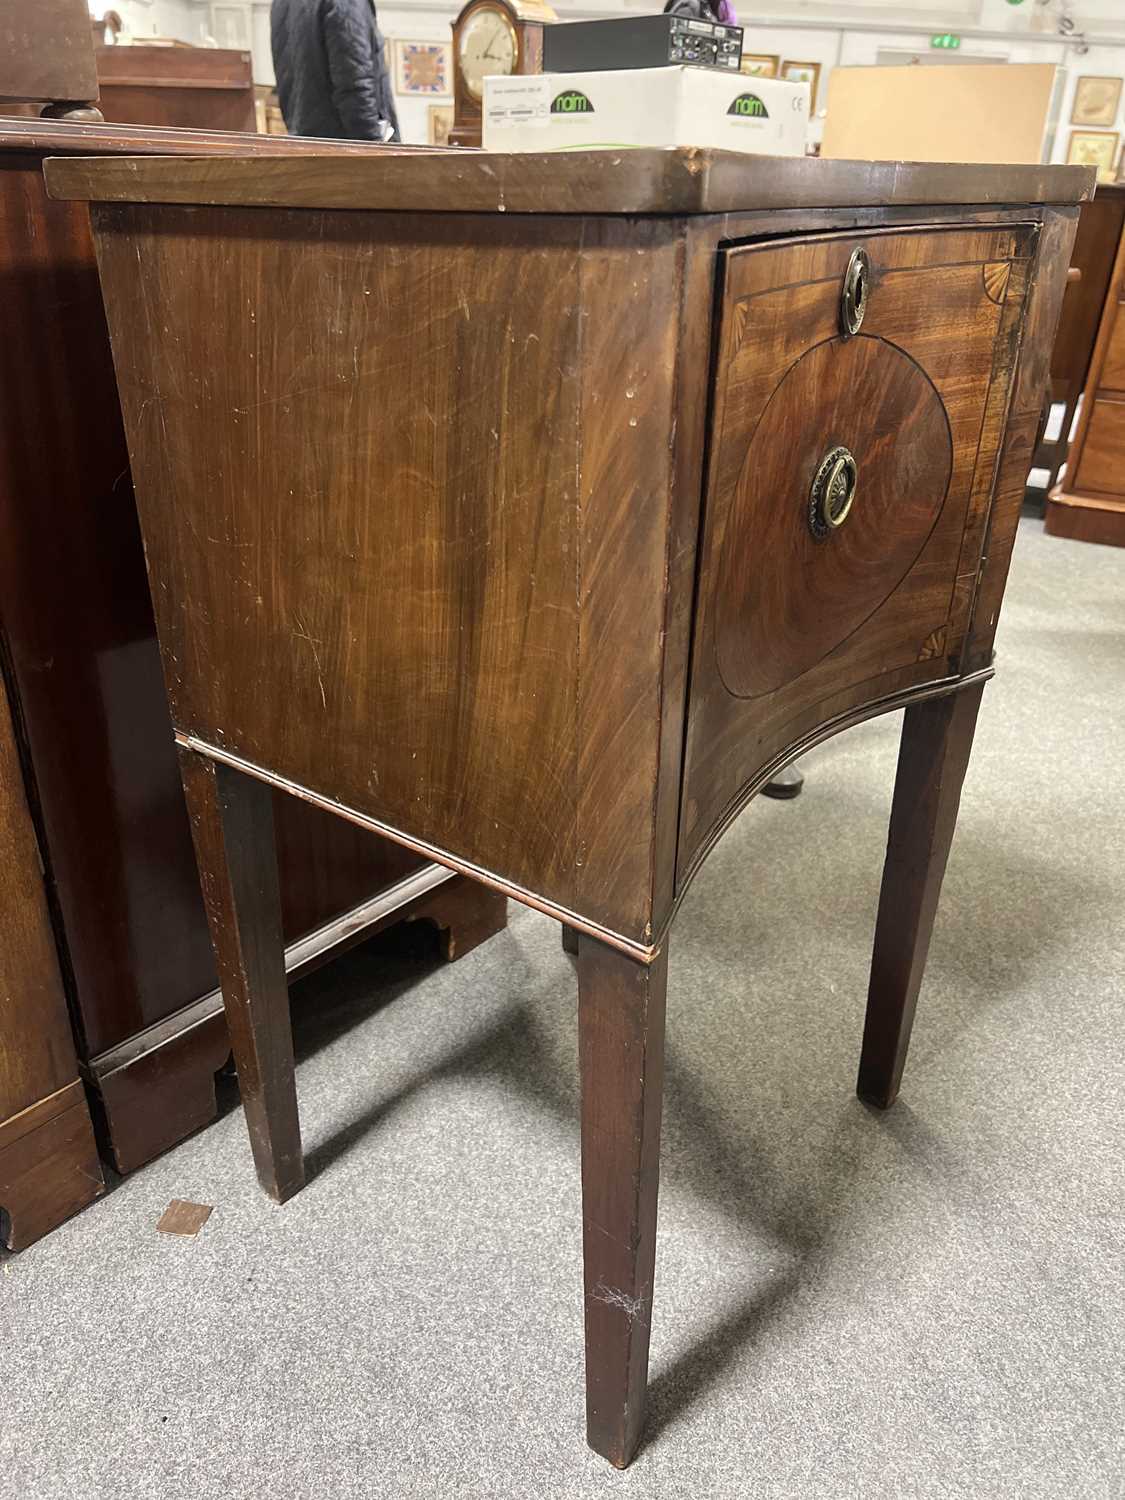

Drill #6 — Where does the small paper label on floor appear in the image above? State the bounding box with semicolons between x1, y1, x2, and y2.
156;1200;213;1236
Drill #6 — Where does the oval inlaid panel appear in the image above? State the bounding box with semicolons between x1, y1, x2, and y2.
715;335;954;699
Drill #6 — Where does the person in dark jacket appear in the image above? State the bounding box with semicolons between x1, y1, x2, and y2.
271;0;399;141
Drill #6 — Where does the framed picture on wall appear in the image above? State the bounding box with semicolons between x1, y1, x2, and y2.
781;60;821;111
1067;129;1121;182
1070;76;1122;128
740;54;779;79
428;103;454;146
394;41;452;96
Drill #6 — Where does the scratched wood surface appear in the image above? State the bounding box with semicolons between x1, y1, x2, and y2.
1;123;503;1186
45;147;1094;218
678;222;1037;886
93;206;688;939
85;192;1082;947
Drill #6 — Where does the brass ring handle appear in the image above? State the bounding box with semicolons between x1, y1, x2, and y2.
840;248;870;338
809;445;858;538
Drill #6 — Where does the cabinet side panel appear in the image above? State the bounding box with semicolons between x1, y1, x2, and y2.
93;206;583;908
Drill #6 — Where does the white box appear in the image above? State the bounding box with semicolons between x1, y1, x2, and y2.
483;66;808;156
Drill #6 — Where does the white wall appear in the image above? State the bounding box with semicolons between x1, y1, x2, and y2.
98;0;206;44
93;0;1125;152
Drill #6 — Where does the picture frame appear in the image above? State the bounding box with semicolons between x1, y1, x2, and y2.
1067;129;1121;182
740;53;779;79
780;59;822;111
428;103;455;147
1070;76;1123;129
394;40;452;97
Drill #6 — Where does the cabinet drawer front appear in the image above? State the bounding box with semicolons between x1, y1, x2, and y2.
1072;397;1125;497
680;223;1036;882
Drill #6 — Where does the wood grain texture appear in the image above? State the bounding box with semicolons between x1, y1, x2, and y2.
0;669;82;1122
679;223;1034;890
1035;187;1125;492
94;204;689;943
1044;488;1125;547
0;672;104;1248
94;45;256;134
1;125;494;1180
578;936;667;1468
857;683;985;1108
179;750;303;1202
1049;187;1125;392
44;148;1094;218
1070;398;1125;495
71;157;1084;1466
0;118;415;156
0;1089;104;1251
966;208;1080;665
575;223;681;938
0;0;98;107
1096;306;1125;394
1046;195;1125;543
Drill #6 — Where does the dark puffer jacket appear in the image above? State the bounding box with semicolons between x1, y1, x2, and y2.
271;0;399;141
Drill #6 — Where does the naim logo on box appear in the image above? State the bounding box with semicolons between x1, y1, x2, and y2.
551;89;594;114
727;92;769;118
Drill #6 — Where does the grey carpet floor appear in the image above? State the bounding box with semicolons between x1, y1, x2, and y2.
3;518;1123;1499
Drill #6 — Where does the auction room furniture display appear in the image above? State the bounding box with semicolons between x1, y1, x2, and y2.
1034;184;1125;496
50;146;1087;1465
1047;189;1125;547
1;121;504;1193
0;0;101;119
94;45;256;134
0;670;105;1250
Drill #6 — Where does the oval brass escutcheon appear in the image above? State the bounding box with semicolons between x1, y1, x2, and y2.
840;247;870;338
809;444;858;538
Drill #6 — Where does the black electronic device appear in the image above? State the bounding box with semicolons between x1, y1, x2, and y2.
542;14;743;75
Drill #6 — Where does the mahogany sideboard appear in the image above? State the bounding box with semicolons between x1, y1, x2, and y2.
1047;184;1125;547
0;121;504;1232
48;146;1089;1463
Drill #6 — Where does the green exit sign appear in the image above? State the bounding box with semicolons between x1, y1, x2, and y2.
931;33;961;49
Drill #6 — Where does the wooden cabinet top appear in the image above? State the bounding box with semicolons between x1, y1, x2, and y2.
0;117;400;158
45;146;1093;217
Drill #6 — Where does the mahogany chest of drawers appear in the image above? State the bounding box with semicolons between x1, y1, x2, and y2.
1048;185;1125;547
47;146;1088;1464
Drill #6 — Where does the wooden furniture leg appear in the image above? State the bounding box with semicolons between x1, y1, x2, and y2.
578;935;668;1468
561;923;579;955
178;749;304;1202
857;683;985;1110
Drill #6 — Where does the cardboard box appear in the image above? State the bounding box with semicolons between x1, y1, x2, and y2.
483;66;809;155
822;63;1056;166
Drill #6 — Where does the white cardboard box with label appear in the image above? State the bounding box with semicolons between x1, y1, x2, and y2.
483;66;809;155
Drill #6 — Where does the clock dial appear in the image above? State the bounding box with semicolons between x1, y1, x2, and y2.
459;7;518;103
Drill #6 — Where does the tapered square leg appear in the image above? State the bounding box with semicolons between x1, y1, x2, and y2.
179;749;304;1202
858;683;985;1110
578;934;668;1469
